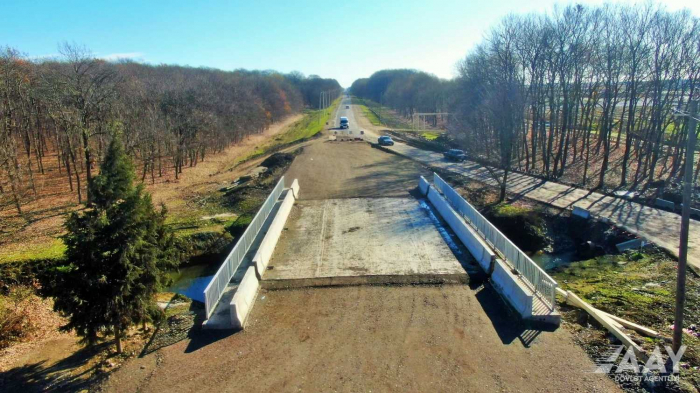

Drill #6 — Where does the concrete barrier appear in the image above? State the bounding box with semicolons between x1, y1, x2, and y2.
679;204;700;219
426;185;496;272
490;259;534;319
254;188;297;278
418;176;430;196
290;179;300;199
572;206;590;219
616;238;646;252
655;199;675;210
230;266;260;329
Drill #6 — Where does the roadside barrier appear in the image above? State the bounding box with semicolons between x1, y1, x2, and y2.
432;173;557;311
203;176;285;318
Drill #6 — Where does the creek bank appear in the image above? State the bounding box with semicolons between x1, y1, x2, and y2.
166;151;300;302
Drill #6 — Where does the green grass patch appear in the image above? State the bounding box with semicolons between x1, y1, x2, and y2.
0;238;66;264
359;105;381;126
551;250;700;385
352;97;413;129
490;203;534;218
235;98;341;166
421;132;440;141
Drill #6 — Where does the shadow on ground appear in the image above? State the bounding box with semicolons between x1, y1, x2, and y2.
474;283;556;347
0;342;110;393
139;299;235;356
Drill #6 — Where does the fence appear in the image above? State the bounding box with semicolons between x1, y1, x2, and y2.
203;176;286;318
433;173;558;310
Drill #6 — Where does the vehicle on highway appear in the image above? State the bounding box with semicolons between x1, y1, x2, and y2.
378;136;394;146
340;116;349;129
346;105;350;109
443;149;467;162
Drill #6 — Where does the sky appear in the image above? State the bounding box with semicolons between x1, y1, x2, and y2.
1;0;699;87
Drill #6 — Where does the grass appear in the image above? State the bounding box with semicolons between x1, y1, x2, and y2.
421;132;440;141
489;203;534;218
237;98;341;165
0;238;66;264
552;249;700;388
352;97;412;129
359;105;381;126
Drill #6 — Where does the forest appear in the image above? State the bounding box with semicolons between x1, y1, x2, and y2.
0;44;341;213
351;3;700;193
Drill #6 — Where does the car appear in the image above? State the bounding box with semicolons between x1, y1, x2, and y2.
378;136;394;146
443;149;467;162
339;116;349;129
346;105;350;109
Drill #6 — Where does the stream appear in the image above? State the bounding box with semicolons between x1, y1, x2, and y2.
166;263;217;303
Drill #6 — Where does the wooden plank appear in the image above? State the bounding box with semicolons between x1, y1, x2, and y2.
563;291;647;360
557;287;663;340
599;310;662;339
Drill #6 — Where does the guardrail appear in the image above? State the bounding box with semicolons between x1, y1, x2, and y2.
203;176;286;318
433;173;558;310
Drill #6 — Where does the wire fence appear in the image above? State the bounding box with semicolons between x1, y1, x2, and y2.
203;177;286;318
433;173;557;310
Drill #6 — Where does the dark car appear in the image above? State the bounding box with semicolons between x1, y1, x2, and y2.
443;149;467;162
378;136;394;146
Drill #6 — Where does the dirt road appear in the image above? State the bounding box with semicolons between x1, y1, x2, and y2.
103;286;618;393
100;102;621;392
283;139;430;199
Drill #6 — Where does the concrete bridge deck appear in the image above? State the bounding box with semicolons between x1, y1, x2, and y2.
262;197;481;289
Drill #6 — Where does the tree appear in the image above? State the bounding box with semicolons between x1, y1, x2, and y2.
50;134;177;353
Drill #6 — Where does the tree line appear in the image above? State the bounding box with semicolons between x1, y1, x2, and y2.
350;69;455;120
0;44;341;213
351;3;700;196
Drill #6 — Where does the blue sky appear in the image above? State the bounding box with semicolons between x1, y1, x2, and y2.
1;0;698;87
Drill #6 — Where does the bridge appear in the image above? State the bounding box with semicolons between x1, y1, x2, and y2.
202;99;559;329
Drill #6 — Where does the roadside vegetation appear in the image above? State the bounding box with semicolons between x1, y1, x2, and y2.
352;97;414;129
351;3;700;203
237;97;341;164
553;250;700;391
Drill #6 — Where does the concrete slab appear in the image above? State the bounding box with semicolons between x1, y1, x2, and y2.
263;198;478;287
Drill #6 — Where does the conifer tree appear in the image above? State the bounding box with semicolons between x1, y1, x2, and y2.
52;135;177;353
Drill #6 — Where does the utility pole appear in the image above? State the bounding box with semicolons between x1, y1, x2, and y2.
673;100;698;353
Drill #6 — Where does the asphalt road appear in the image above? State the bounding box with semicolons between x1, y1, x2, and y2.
350;99;700;275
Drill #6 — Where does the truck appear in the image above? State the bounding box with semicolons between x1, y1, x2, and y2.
340;117;349;129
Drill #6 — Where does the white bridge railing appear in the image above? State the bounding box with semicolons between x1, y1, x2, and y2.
433;173;558;310
203;177;286;318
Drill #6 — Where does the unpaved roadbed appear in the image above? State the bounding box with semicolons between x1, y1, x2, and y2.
102;285;619;392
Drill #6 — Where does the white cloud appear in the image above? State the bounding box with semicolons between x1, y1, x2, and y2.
99;52;144;61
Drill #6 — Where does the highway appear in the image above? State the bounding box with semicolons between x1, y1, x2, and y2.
333;95;381;142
